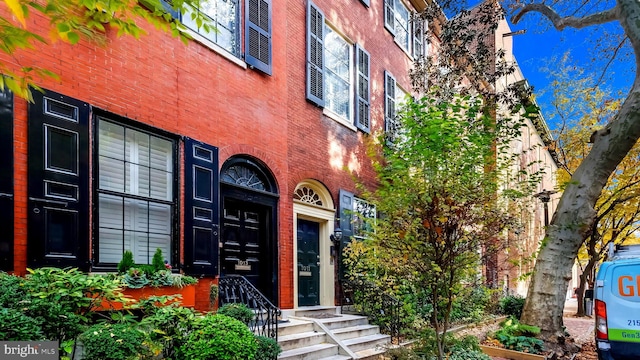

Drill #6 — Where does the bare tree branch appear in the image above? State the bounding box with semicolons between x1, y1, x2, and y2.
594;36;630;88
512;3;619;31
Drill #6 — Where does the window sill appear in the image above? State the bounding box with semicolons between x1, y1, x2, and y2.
393;38;415;61
184;29;248;70
323;108;357;131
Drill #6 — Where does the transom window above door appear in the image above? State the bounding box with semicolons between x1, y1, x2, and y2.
96;118;177;265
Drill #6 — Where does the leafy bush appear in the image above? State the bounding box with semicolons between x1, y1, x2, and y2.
254;335;282;360
0;272;28;308
448;349;491;360
384;346;421;360
490;317;544;354
499;295;525;318
123;268;151;288
117;250;135;273
178;314;258;360
19;267;124;343
0;308;45;341
450;285;493;322
414;330;485;359
80;322;156;360
141;305;199;359
217;303;255;324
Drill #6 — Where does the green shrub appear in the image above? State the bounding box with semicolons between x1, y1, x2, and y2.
117;250;135;274
141;305;198;359
152;248;167;272
448;349;491;360
217;303;255;324
0;273;28;309
80;322;155;360
178;314;258;360
384;346;421;360
499;295;525;318
254;335;282;360
490;317;544;354
123;268;150;288
0;308;45;341
450;285;492;322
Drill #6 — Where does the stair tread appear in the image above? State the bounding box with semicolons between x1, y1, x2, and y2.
332;324;379;333
355;347;387;358
343;333;390;346
278;330;326;341
278;343;339;357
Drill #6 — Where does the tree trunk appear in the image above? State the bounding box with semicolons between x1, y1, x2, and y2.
520;82;640;339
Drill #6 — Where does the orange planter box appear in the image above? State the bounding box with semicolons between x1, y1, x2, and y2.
95;285;196;311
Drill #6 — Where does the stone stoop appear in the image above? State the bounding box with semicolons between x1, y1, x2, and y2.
277;307;390;360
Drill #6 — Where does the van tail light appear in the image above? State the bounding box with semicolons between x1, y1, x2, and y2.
595;299;608;340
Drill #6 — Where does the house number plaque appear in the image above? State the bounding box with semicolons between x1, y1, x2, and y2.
235;260;251;271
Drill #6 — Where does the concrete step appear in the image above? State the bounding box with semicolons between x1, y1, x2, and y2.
278;331;327;351
343;333;390;353
318;356;351;360
278;318;315;337
317;314;369;330
294;306;340;317
278;343;340;360
332;324;380;340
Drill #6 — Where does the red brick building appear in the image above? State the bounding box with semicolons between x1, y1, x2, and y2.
0;0;432;311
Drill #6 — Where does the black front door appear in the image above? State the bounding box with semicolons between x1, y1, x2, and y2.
221;198;272;299
0;90;13;271
297;219;320;306
27;90;89;269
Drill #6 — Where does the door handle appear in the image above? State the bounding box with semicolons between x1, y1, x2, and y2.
0;192;13;199
29;197;68;207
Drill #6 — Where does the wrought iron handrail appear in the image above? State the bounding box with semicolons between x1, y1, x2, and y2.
218;275;281;340
340;277;401;344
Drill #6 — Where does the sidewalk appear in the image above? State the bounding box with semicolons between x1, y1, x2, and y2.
563;298;595;345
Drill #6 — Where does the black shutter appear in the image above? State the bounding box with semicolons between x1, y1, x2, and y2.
27;89;90;269
338;189;353;279
384;71;397;134
355;44;370;133
0;90;13;271
184;137;219;276
306;0;325;106
384;0;395;34
245;0;272;75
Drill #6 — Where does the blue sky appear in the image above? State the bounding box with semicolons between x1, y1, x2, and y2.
500;8;634;130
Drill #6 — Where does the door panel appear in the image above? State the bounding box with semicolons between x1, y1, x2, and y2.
221;199;270;297
28;90;89;269
297;219;320;306
0;90;13;271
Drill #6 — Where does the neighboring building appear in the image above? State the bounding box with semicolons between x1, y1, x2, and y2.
0;0;433;312
492;16;560;297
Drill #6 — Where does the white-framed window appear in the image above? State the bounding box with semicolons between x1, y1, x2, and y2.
384;71;409;144
324;25;353;122
182;0;240;56
353;197;376;240
158;0;272;75
384;0;427;58
97;118;175;265
306;1;371;133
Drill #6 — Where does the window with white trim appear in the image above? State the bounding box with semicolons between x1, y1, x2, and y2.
306;1;371;133
324;25;353;121
384;0;426;58
182;0;240;56
97;118;176;265
384;71;409;144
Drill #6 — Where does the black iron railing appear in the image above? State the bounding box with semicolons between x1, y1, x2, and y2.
340;277;401;344
218;275;281;340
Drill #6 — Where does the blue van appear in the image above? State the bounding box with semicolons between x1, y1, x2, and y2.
594;244;640;360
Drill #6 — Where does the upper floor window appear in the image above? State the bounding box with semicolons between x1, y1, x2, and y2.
324;26;352;121
306;1;370;133
159;0;272;75
182;0;240;57
384;0;427;59
353;197;376;240
385;71;409;145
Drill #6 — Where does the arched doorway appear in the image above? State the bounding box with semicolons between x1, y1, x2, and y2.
293;180;336;307
220;156;279;303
